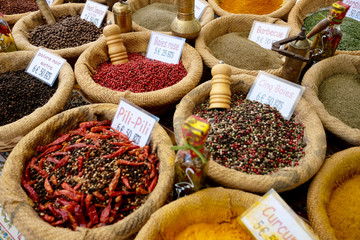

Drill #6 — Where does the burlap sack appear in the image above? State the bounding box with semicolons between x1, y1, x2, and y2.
0;103;175;240
207;0;296;20
11;3;113;60
127;0;214;34
288;0;360;56
195;14;293;77
74;32;203;115
2;0;64;27
301;54;360;145
173;74;327;193
0;50;74;152
135;187;259;239
307;147;360;240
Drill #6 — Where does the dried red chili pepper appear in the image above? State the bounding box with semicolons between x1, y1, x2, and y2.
42;214;55;223
85;194;92;211
92;191;106;202
50;175;58;186
64;143;98;151
37;145;62;159
148;174;158;192
108;168;121;192
45;134;70;148
86;205;99;228
21;176;40;202
51;155;70;172
54;190;82;202
77;155;84;172
101;147;126;159
100;199;112;224
117;159;145;166
44;177;54;195
122;175;132;189
74;204;87;227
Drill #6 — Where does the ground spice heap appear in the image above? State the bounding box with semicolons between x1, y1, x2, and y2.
0;0;38;15
328;174;360;240
29;15;105;50
304;10;360;51
216;0;282;14
194;93;306;175
209;32;283;70
0;70;57;126
92;52;187;93
318;73;360;129
22;120;159;229
132;3;177;31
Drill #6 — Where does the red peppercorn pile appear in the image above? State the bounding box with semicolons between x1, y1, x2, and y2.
92;52;187;93
194;93;306;175
21;120;159;230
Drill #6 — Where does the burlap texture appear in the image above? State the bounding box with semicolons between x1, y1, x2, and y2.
135;187;259;239
207;0;296;20
0;103;175;240
2;0;64;27
173;74;327;193
127;0;214;34
307;147;360;240
288;0;360;56
301;54;360;145
11;3;114;60
0;50;74;152
195;14;293;77
74;32;203;115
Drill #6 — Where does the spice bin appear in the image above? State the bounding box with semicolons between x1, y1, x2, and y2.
0;103;175;240
307;147;360;240
0;50;74;152
173;74;327;193
74;32;203;115
301;54;360;145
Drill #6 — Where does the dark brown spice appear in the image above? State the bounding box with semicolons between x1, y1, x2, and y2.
0;0;38;15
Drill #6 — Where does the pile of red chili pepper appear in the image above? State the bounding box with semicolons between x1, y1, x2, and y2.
21;120;159;230
92;52;187;93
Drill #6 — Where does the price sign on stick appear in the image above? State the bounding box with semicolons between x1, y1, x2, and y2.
26;48;66;87
194;0;208;19
248;21;290;49
343;0;360;21
146;32;185;64
80;0;108;28
247;71;305;120
111;98;159;147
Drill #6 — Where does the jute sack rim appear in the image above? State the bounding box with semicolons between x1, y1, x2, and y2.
287;0;360;56
307;147;360;240
74;32;203;113
135;187;260;239
301;54;360;145
0;50;75;152
195;14;293;77
11;3;114;60
0;103;175;240
207;0;296;19
173;74;327;193
127;0;215;34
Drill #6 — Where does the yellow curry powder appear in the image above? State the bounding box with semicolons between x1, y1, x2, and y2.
173;218;252;240
217;0;283;15
328;174;360;240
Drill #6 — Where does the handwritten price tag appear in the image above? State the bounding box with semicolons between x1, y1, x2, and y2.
248;21;290;49
146;32;185;64
80;0;108;28
240;189;318;240
247;71;305;120
46;0;54;5
26;48;66;87
194;0;208;19
111;98;159;147
343;0;360;21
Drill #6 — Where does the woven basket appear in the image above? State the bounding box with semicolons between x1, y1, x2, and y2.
288;0;360;56
208;0;296;20
135;187;259;239
195;14;292;77
301;54;360;145
0;103;175;240
11;3;113;60
74;32;203;115
0;50;74;152
173;74;327;193
307;147;360;240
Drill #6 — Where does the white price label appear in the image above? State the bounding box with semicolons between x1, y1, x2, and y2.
111;98;159;147
343;0;360;21
247;71;305;120
26;48;66;87
194;0;208;19
146;32;185;64
46;0;54;5
80;0;108;28
248;21;290;49
240;189;318;240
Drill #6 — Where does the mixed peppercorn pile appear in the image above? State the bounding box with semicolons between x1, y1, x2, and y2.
22;120;159;230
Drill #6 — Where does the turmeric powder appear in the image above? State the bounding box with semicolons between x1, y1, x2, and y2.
217;0;283;15
328;174;360;240
173;218;252;240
